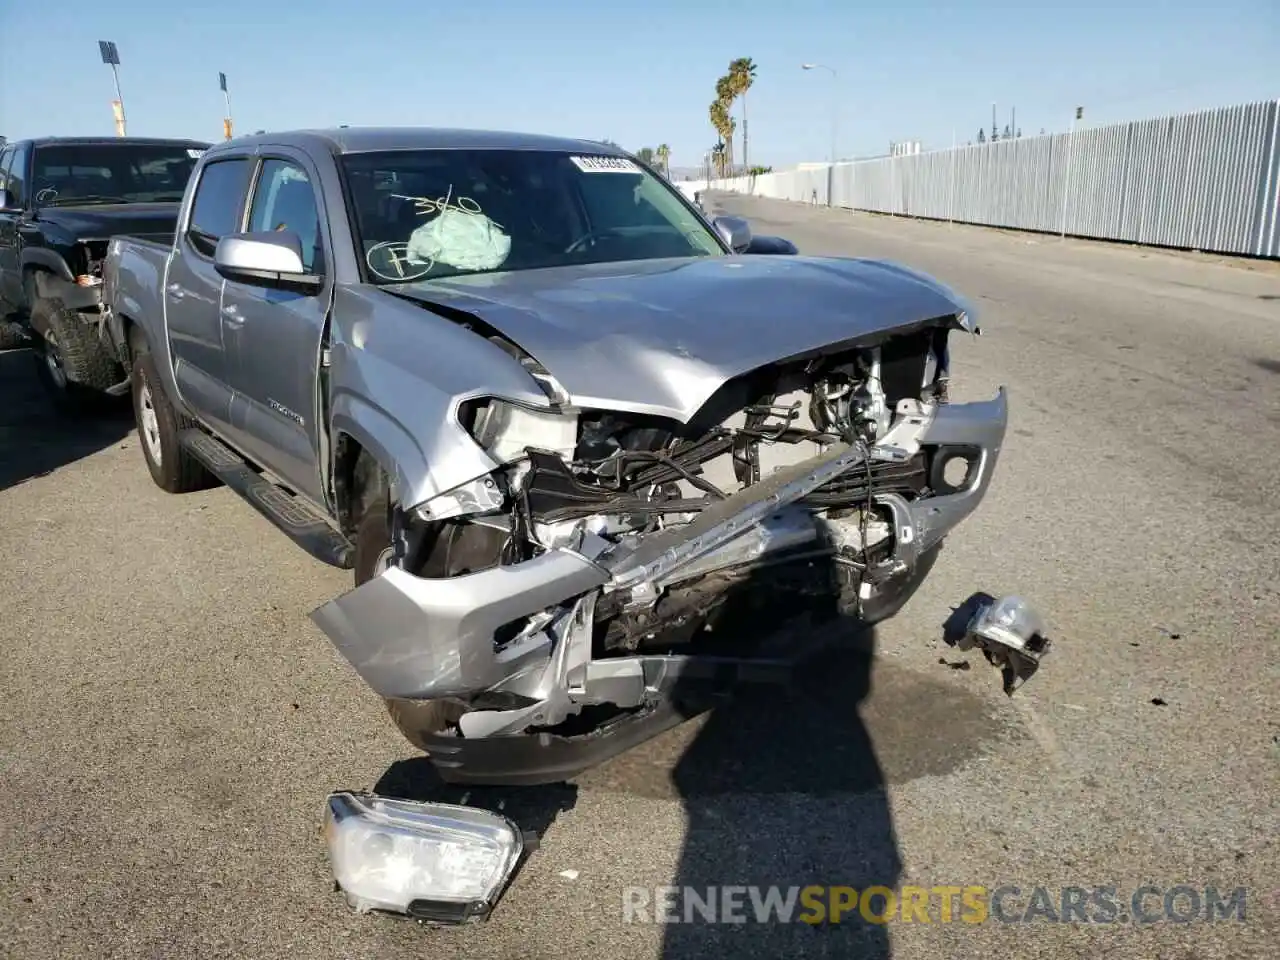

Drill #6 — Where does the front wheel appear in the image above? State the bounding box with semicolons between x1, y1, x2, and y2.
854;542;943;625
29;297;121;415
352;475;467;751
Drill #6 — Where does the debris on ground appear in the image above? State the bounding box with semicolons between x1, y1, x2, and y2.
954;595;1052;695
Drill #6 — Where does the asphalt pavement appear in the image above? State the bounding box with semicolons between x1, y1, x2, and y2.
2;196;1278;959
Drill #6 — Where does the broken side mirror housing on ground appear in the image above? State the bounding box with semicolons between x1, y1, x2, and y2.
324;791;525;924
959;595;1051;694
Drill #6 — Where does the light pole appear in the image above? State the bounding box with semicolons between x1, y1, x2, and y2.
219;72;234;140
1060;105;1083;239
801;63;839;164
802;63;839;207
98;41;126;136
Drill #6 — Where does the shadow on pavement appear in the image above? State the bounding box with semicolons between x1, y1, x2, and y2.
658;615;899;960
373;759;580;848
0;348;134;492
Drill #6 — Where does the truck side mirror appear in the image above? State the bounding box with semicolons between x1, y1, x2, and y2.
712;215;752;253
214;231;322;294
0;189;18;213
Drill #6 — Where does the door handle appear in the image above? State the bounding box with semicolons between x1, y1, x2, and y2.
167;282;185;301
221;304;244;326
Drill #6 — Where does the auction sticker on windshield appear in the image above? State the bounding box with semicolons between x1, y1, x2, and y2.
570;156;640;173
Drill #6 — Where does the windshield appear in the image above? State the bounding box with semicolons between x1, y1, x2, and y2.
30;143;205;206
341;149;725;283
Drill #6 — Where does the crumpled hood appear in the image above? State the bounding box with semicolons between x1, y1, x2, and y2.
34;202;181;241
391;254;975;422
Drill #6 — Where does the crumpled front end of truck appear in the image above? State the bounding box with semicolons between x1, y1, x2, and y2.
311;317;1009;784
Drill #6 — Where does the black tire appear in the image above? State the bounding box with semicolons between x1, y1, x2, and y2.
29;296;121;414
0;321;27;350
856;542;943;625
128;333;218;494
351;463;466;751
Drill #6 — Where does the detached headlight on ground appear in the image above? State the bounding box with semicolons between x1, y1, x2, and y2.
961;595;1051;693
324;791;524;923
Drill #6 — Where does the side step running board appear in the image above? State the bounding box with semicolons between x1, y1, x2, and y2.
179;429;355;570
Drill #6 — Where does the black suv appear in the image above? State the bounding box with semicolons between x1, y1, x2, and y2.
0;136;211;408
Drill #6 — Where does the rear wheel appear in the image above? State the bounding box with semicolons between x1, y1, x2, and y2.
29;296;121;415
128;330;218;494
351;464;468;751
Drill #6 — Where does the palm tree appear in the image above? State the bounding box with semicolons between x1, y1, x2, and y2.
709;100;731;174
715;74;737;170
710;141;727;178
656;143;671;178
723;115;737;175
728;58;757;172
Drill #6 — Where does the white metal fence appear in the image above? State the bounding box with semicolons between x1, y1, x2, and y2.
699;98;1280;259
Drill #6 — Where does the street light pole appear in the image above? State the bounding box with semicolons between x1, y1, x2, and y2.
219;72;234;140
801;63;838;207
98;41;126;136
801;63;838;164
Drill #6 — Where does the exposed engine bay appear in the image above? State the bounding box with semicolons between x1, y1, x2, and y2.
311;314;1010;782
451;325;948;645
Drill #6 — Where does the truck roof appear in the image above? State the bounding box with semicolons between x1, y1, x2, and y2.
204;127;629;158
8;136;213;149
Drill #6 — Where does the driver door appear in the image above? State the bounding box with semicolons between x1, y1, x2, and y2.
220;151;331;508
0;145;27;312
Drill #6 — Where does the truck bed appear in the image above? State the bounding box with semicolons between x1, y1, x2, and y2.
103;233;175;357
114;232;175;250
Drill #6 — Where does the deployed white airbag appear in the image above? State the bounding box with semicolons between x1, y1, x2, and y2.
407;208;512;271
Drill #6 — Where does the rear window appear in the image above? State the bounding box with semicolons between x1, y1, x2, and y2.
30;142;205;207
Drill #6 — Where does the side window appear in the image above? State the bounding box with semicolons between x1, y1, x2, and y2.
5;145;29;206
246;159;324;273
186;158;252;257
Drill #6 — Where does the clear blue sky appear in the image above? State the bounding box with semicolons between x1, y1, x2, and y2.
2;0;1276;168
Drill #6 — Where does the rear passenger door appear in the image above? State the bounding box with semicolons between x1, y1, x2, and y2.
164;155;253;434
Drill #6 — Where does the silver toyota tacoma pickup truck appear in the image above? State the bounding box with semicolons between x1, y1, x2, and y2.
102;127;1011;786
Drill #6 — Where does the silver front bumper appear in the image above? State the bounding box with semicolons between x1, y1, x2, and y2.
311;548;609;700
311;390;1008;705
